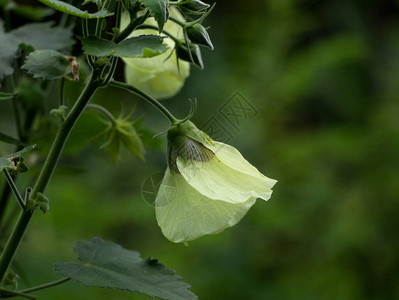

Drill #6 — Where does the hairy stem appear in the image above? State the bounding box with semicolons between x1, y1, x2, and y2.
0;73;99;282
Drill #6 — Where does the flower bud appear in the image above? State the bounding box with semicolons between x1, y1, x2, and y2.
186;23;213;50
180;0;210;14
122;8;190;99
176;43;204;69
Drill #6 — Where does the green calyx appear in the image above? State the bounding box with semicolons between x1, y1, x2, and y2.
167;121;214;173
103;116;146;163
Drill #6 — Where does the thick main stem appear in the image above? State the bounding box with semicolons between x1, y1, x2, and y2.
0;73;99;282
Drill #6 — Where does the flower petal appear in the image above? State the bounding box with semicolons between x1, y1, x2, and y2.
176;153;274;204
155;168;255;243
209;141;277;187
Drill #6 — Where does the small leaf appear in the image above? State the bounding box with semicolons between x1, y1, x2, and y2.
0;92;15;101
4;145;36;159
0;132;25;146
80;35;168;58
140;0;168;32
54;237;198;300
37;0;113;19
22;50;70;80
50;105;69;125
0;145;36;172
27;192;49;213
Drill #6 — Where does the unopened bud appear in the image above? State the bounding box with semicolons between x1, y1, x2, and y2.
176;43;204;69
186;23;213;50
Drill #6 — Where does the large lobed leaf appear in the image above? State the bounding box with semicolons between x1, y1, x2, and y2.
139;0;168;32
54;237;198;300
80;35;168;58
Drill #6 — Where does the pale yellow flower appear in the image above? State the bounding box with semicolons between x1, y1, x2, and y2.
155;121;277;243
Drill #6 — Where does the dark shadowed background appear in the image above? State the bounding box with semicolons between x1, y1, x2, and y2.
1;0;399;299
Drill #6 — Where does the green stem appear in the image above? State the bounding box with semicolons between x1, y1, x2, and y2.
109;80;179;124
0;209;34;283
0;73;99;282
113;10;150;43
60;77;65;106
115;0;122;30
32;74;98;196
20;277;70;294
86;104;116;124
2;170;25;210
0;288;36;299
0;184;12;227
169;16;185;27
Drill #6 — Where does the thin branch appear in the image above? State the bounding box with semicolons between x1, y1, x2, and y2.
20;277;70;294
2;170;25;210
60;77;65;106
0;288;36;299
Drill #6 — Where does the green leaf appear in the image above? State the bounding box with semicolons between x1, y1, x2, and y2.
0;132;25;146
54;237;198;300
37;0;113;18
0;158;14;172
0;21;74;83
80;35;168;58
0;92;15;101
21;50;70;80
0;145;36;171
0;21;20;83
4;145;36;159
140;0;168;32
10;22;74;51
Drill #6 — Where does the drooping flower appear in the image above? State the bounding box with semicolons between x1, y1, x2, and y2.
121;8;190;99
155;121;277;243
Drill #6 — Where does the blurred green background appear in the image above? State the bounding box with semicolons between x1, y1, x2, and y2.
1;0;399;299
